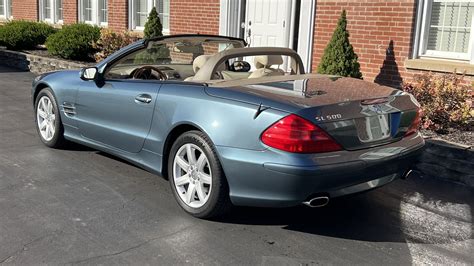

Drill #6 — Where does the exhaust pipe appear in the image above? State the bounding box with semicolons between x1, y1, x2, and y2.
303;196;330;208
401;169;413;180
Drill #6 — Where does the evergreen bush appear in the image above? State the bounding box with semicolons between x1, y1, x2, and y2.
0;21;56;50
46;23;100;61
144;7;163;39
317;10;362;78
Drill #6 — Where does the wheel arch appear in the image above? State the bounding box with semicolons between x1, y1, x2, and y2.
161;122;217;180
32;82;53;106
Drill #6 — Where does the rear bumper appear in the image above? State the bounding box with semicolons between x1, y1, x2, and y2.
217;133;424;207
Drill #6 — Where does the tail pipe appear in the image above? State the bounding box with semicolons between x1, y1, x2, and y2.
401;169;413;180
302;196;330;208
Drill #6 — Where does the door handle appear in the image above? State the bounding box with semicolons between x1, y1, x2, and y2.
135;94;152;104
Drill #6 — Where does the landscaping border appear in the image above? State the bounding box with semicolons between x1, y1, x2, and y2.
416;138;473;188
0;48;88;75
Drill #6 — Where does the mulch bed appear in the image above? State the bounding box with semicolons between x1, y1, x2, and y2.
421;129;473;147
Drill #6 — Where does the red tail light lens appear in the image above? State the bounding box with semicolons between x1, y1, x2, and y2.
405;109;422;136
261;114;342;153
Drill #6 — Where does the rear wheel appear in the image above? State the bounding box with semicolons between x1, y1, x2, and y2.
168;131;232;218
34;88;67;148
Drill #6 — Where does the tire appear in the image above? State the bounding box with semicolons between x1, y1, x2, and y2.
168;130;232;219
34;87;67;148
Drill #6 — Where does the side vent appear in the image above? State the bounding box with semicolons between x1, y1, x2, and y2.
61;102;76;117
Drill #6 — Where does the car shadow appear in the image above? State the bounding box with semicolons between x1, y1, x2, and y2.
55;141;96;151
217;172;473;246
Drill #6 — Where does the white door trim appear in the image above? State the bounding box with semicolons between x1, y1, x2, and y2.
297;0;316;72
219;0;245;38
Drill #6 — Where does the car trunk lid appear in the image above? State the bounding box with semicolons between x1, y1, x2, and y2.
206;74;420;150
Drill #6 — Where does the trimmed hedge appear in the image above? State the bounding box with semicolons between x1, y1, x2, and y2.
46;23;100;61
0;21;56;50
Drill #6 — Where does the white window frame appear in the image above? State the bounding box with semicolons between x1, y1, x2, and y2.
129;0;170;33
0;0;12;20
157;0;170;35
417;0;474;64
79;0;108;27
39;0;63;24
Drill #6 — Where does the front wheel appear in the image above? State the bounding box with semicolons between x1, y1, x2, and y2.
168;131;232;219
34;88;67;148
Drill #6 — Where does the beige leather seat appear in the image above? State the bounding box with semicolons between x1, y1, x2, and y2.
184;55;211;81
248;55;285;79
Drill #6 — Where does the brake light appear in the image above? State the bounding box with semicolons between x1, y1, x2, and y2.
261;114;342;153
405;109;422;136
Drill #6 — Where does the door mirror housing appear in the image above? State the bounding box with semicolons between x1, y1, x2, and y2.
229;60;251;72
80;67;98;81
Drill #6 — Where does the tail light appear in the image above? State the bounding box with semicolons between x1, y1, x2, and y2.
261;114;342;153
405;109;422;136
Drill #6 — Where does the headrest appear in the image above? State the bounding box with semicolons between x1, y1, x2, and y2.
254;55;284;69
193;55;211;73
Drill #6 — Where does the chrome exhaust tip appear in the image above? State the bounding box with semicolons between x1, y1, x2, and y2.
303;196;330;208
401;169;413;180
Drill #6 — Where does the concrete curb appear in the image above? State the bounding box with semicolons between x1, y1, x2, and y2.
416;138;473;188
0;48;89;75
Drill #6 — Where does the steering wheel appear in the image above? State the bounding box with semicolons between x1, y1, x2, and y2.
131;66;167;80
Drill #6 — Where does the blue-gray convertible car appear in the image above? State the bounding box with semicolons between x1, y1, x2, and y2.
32;35;424;218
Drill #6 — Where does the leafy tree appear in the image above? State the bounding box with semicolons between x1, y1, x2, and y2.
317;10;362;79
144;7;163;39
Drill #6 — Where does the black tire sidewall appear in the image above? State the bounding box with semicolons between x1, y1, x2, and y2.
168;131;229;218
34;88;64;148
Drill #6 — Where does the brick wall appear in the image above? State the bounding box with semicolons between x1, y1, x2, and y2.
63;0;78;24
12;0;38;21
170;0;220;35
108;0;128;31
312;0;418;88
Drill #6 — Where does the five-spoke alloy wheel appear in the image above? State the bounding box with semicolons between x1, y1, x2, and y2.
169;131;231;218
36;96;56;142
34;88;66;148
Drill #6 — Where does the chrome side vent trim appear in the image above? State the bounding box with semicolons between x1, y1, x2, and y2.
61;102;76;116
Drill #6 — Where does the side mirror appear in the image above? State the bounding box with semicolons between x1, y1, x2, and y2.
229;60;251;72
80;67;98;81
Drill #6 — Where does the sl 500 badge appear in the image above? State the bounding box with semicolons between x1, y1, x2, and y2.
315;114;342;121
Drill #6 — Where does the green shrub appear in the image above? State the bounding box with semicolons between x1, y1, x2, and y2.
133;44;171;64
402;72;473;132
144;7;163;39
317;10;362;79
0;20;56;50
46;23;100;61
93;28;138;62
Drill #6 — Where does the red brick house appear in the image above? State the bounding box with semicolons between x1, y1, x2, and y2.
1;0;473;87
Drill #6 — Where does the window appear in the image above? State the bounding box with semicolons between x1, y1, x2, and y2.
55;0;63;21
79;0;108;26
40;0;63;23
0;0;12;19
0;0;5;18
418;0;474;63
157;0;170;34
130;0;170;33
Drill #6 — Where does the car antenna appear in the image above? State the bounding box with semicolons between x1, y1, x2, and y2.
254;103;270;119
